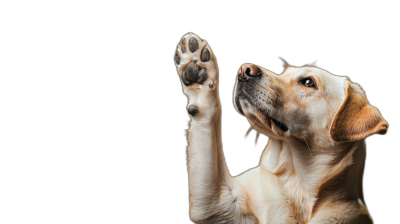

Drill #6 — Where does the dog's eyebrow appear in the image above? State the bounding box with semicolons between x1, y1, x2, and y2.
293;70;308;79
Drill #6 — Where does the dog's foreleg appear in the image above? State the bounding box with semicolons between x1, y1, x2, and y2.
174;33;246;223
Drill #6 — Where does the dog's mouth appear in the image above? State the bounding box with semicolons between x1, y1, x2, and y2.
235;93;289;133
256;107;289;132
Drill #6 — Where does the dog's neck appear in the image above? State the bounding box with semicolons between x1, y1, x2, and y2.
260;138;366;224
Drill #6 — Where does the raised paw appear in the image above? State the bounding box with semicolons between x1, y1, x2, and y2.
174;33;218;88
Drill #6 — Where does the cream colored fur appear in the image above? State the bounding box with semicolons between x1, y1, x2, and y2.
174;33;387;224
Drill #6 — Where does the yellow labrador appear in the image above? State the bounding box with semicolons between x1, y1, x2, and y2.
173;33;388;224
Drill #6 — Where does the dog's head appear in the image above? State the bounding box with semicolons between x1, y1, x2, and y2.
233;62;388;146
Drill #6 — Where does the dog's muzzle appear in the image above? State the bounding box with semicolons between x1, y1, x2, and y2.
233;64;289;132
234;64;261;115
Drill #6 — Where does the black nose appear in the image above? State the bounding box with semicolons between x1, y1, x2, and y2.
237;64;261;82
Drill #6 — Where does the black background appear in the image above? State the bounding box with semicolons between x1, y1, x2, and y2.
66;4;400;223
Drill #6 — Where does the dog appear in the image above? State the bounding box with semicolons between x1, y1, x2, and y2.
173;32;388;224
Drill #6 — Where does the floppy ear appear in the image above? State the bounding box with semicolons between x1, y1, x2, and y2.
330;82;388;142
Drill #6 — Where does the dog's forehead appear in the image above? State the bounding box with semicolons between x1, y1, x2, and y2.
281;66;315;79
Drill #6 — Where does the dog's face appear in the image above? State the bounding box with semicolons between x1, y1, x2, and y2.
234;63;388;145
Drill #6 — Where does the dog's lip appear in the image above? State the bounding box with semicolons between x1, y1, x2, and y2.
254;108;272;127
271;117;289;132
235;83;288;132
253;106;289;132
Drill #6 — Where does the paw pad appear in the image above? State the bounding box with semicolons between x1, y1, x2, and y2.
187;105;199;116
189;37;199;53
174;33;217;88
182;62;207;86
200;48;210;62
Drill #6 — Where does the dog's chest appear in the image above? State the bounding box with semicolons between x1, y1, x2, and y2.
236;167;310;224
238;166;313;224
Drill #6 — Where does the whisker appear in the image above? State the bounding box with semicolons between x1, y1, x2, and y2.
245;127;253;136
269;97;280;109
254;82;284;103
246;118;259;137
268;91;283;102
255;132;260;144
303;137;315;163
252;117;259;128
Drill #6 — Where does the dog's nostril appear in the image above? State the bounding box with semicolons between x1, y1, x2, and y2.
245;67;252;76
238;64;261;82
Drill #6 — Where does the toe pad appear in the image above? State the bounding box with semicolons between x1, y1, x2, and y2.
182;62;208;86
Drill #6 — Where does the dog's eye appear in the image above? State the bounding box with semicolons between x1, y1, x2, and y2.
301;78;316;88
